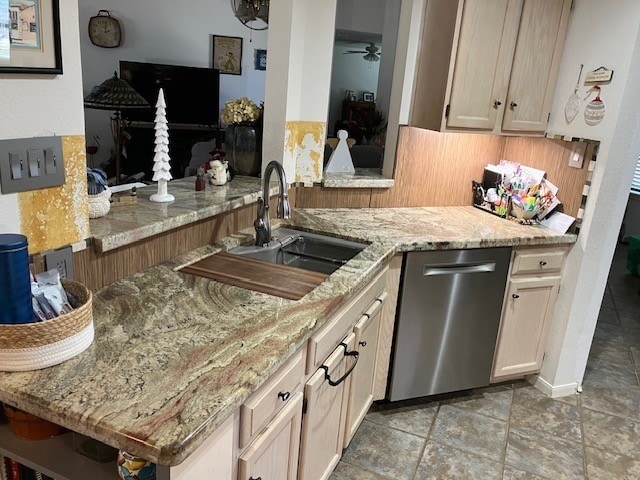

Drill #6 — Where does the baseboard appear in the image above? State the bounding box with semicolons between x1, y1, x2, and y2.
532;376;579;398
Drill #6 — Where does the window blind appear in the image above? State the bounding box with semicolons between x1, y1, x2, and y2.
632;157;640;195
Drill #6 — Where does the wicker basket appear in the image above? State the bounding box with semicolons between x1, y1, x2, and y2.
0;280;94;371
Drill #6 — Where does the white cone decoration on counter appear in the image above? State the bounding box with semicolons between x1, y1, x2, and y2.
150;88;175;203
325;130;355;174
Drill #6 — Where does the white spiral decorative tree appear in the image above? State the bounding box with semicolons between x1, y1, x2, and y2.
149;88;174;203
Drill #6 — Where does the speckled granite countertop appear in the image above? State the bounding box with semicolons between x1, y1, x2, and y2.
90;176;277;252
321;168;394;188
0;207;575;466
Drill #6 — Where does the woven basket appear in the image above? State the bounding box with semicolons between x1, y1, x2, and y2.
0;280;94;371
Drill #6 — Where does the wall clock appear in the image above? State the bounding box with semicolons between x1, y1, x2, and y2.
88;10;122;48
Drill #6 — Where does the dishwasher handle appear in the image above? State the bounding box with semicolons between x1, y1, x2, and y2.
423;262;496;276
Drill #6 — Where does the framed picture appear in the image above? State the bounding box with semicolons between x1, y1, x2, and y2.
0;0;62;74
254;49;266;71
213;35;243;75
363;92;375;102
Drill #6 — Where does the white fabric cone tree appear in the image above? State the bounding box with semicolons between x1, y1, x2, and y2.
150;88;175;202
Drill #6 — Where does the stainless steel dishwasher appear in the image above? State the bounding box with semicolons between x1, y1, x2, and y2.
387;248;512;401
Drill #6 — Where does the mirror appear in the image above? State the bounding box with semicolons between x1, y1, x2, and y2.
326;0;402;169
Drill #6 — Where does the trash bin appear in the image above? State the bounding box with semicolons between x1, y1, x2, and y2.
627;235;640;277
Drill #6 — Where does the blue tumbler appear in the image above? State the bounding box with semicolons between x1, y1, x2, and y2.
0;234;33;324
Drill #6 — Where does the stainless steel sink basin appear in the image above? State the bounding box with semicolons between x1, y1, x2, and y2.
228;227;367;275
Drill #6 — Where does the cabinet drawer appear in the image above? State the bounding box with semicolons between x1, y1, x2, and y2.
306;268;387;374
511;248;566;275
240;348;305;449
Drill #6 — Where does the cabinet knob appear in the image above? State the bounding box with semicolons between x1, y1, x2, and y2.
539;261;547;267
493;100;502;108
510;101;518;109
359;340;367;347
249;477;262;480
277;391;290;402
512;294;520;299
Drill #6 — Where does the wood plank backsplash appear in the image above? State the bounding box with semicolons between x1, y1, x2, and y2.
295;126;593;220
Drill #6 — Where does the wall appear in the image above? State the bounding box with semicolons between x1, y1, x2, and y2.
327;42;380;136
0;1;88;254
335;0;387;34
623;194;640;238
77;0;268;168
537;0;640;395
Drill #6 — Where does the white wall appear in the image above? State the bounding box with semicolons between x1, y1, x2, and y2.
539;0;640;394
0;0;86;233
327;43;380;136
336;0;387;34
77;0;268;167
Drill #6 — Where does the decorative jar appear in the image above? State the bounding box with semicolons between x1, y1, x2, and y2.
225;125;261;177
117;450;156;480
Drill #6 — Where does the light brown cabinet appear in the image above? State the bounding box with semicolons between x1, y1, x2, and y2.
238;393;303;480
411;0;571;134
492;246;568;381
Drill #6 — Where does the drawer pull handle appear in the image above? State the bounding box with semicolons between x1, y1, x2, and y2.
539;261;547;267
277;391;290;402
512;294;520;299
359;340;367;347
321;343;359;387
249;477;262;480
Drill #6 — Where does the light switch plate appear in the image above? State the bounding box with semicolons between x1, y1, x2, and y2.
0;136;65;193
44;245;74;279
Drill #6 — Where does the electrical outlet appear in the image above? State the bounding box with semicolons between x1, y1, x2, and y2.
44;246;74;279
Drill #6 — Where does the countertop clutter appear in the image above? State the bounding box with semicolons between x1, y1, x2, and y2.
0;206;575;466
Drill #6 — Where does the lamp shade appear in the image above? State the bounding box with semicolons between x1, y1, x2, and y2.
83;72;150;111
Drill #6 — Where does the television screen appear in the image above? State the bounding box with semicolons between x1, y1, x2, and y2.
119;61;220;126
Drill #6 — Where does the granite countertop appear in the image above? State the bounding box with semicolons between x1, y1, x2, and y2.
90;176;278;252
0;207;575;466
321;168;394;188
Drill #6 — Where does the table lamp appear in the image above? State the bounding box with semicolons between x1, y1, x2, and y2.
83;72;150;184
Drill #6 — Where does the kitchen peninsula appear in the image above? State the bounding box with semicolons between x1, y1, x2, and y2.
0;180;575;478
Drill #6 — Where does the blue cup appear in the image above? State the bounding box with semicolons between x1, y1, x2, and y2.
0;234;33;324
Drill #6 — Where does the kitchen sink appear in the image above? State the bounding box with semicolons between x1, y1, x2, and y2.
227;227;368;275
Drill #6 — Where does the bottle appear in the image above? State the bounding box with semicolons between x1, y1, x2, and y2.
0;234;33;324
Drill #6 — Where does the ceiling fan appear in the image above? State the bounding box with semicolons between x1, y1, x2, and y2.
344;42;381;62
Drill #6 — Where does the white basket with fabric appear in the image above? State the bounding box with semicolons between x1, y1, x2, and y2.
88;188;112;218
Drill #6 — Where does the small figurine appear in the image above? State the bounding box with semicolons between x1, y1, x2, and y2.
195;167;206;191
209;160;227;186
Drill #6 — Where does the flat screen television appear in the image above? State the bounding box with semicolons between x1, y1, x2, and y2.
119;61;220;126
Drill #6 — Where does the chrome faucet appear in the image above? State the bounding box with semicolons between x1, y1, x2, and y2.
254;161;291;247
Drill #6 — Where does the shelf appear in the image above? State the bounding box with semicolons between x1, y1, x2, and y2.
0;425;117;480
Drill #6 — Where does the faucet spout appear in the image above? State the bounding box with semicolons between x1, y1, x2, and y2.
255;161;290;247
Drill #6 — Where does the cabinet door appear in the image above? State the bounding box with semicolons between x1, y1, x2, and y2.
492;275;561;380
502;0;571;132
238;393;303;480
344;298;383;447
298;333;356;480
446;0;522;130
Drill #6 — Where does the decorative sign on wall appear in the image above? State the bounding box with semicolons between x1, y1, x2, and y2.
254;49;266;71
584;66;614;84
213;35;243;75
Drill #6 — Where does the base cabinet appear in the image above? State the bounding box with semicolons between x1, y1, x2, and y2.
238;393;303;480
298;333;355;480
492;246;567;381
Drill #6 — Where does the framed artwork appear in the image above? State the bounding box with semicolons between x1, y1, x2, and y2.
213;35;243;75
0;0;62;74
363;92;375;102
254;49;266;71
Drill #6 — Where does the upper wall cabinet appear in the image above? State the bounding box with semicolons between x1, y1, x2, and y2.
410;0;572;135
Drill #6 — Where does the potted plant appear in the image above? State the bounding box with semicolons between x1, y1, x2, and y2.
220;97;263;176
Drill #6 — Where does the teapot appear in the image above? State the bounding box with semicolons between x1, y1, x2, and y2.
209;159;227;186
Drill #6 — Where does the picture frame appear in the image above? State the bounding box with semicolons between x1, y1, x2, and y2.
213;35;243;75
0;0;62;74
363;92;375;102
254;49;266;71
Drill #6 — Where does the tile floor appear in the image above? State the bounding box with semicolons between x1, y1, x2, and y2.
331;243;640;480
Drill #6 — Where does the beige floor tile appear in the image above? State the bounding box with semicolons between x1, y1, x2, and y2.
414;441;503;480
580;382;640;422
581;408;640;461
502;465;551;479
585;447;640;480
